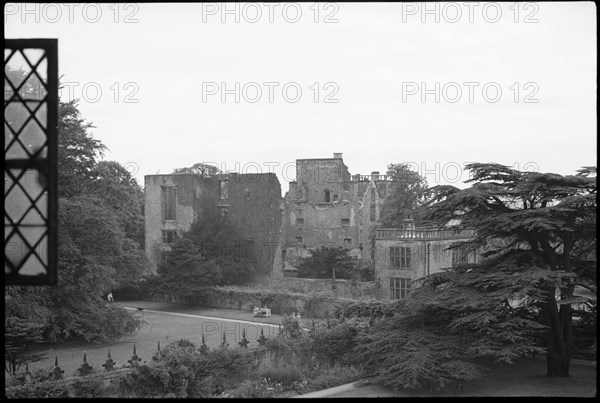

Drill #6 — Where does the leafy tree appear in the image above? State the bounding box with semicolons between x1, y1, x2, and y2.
57;100;106;198
296;246;358;280
155;207;256;300
379;163;428;227
5;99;146;350
354;300;489;391
173;162;220;176
4;289;49;375
419;163;596;377
90;160;145;248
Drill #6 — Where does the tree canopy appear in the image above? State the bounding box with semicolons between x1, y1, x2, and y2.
379;163;428;227
57;100;106;198
355;163;596;390
172;162;220;176
151;207;257;301
296;245;358;280
421;163;596;377
5;98;148;367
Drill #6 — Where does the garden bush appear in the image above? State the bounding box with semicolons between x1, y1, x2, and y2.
304;362;361;392
261;364;304;385
118;339;258;398
334;300;401;319
311;317;369;365
221;377;286;398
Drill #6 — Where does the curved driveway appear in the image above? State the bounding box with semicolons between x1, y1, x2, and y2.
23;303;282;376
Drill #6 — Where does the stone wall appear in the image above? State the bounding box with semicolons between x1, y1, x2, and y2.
278;154;391;275
144;286;355;318
144;173;281;275
269;277;380;300
374;230;481;300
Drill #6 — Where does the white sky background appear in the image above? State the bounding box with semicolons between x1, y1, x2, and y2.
5;2;597;195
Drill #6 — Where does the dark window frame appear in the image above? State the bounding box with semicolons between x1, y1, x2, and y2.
390;246;411;268
161;229;178;244
389;277;411;299
162;185;177;221
452;246;470;266
5;39;58;286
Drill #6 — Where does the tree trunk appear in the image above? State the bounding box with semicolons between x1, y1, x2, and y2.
541;287;571;377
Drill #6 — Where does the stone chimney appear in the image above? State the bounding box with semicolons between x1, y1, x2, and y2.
371;171;380;181
333;153;343;159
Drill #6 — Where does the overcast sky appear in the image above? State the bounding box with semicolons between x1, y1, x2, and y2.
5;2;597;195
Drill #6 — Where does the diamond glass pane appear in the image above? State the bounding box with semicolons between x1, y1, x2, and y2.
19;120;47;157
22;73;47;101
4;50;30;88
29;101;48;129
20;249;47;276
5;101;29;133
22;49;44;69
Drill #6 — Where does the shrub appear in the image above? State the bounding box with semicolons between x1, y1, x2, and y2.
264;335;314;368
305;363;361;392
311;317;369;365
225;377;286;398
261;365;304;385
5;379;72;398
353;311;486;391
304;294;328;318
70;376;110;398
334;300;401;319
118;339;257;398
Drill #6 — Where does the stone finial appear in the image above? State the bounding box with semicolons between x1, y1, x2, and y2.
221;331;228;348
238;328;249;348
128;344;142;367
258;328;267;345
49;356;64;380
23;361;33;384
153;340;164;361
199;332;209;355
77;352;93;376
102;350;115;371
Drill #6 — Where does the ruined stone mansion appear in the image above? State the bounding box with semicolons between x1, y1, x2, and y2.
144;153;480;300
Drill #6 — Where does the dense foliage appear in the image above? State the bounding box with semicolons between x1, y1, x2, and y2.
149;206;257;301
296;246;358;280
379;163;429;227
119;340;256;398
172;162;220;176
5;98;148;371
419;163;596;377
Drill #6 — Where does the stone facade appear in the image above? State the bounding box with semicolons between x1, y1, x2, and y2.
374;227;482;300
144;172;282;275
273;153;391;277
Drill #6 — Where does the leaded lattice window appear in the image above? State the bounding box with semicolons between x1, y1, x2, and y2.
5;39;58;285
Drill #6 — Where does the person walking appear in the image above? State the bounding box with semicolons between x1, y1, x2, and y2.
107;292;114;303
